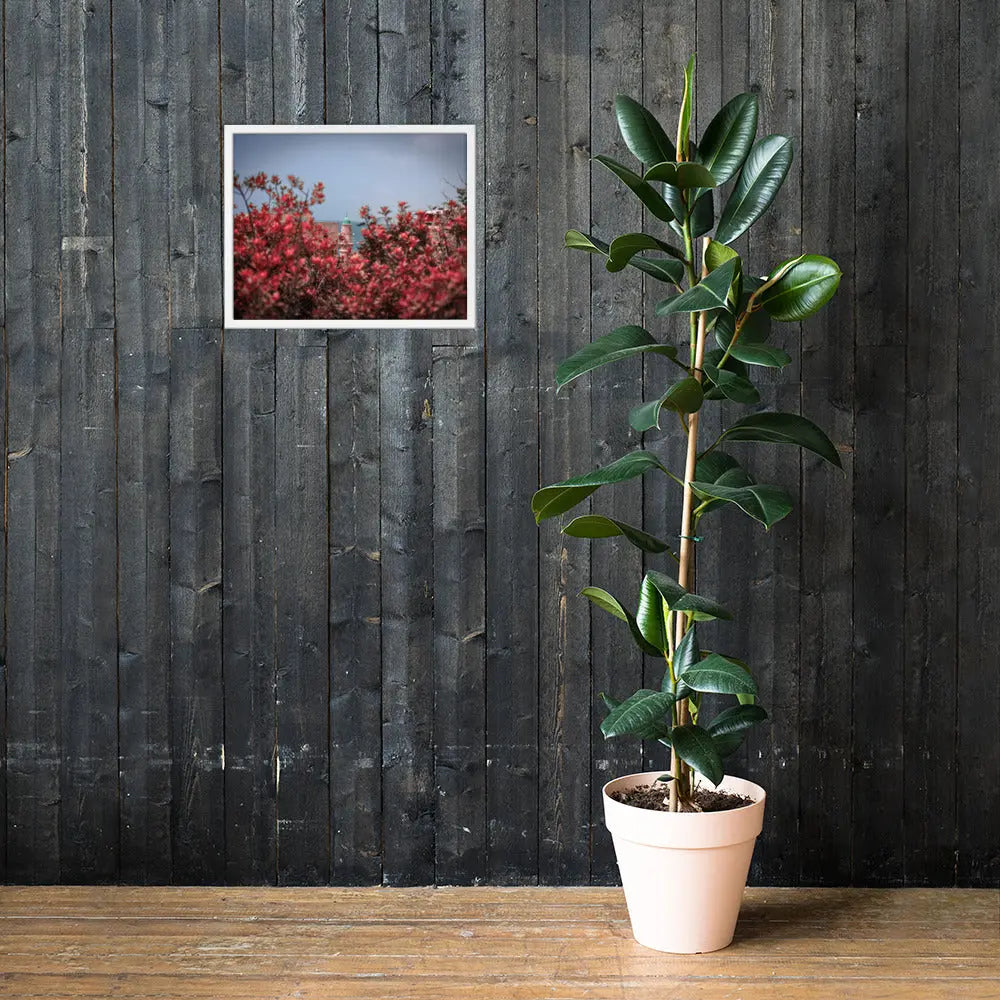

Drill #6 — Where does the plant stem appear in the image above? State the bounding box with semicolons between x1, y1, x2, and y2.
669;239;711;812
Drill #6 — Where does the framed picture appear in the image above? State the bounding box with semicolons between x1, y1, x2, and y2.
224;124;475;329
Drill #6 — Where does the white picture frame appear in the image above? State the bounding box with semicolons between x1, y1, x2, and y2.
224;124;476;329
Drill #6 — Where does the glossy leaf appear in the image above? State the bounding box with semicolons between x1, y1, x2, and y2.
718;411;842;468
565;229;610;255
645;570;732;621
607;233;684;274
682;653;758;696
702;363;760;404
674;625;701;679
726;344;791;368
602;689;675;739
693;451;754;515
698;92;759;184
759;254;842;321
714;307;771;350
715;134;794;244
582;587;662;657
707;703;769;737
690;479;793;529
615;94;675;166
532;450;666;522
704;239;739;273
594;155;675;223
630;256;686;284
644;161;717;188
670;724;724;787
689;189;715;238
636;574;668;652
676;54;695;160
629;377;704;431
562;515;673;555
712;730;745;758
556;325;678;389
656;257;739;316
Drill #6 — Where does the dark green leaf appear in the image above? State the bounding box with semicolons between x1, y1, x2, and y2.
562;514;673;555
629;377;704;431
644;161;717;188
714;308;771;350
655;773;674;783
656;257;739;316
676;54;695;161
704;239;739;273
682;653;758;696
645;570;732;621
630;256;686;284
712;731;745;758
532;451;666;523
759;254;842;321
719;411;843;468
674;624;701;679
607;233;683;273
715;134;794;244
698;93;760;184
690;480;793;529
602;689;676;739
670;724;724;787
707;703;769;737
636;575;668;652
614;95;675;166
702;363;760;404
594;155;675;223
726;344;792;368
600;692;621;712
689;189;715;238
582;587;662;657
695;449;744;484
556;325;678;389
565;229;610;255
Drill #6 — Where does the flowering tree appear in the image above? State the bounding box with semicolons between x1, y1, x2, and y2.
232;173;468;321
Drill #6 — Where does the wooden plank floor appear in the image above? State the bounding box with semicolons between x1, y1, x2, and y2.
0;887;997;999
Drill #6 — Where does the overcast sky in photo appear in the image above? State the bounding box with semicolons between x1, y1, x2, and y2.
233;131;468;221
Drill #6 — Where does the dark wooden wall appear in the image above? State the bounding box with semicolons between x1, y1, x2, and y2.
1;0;997;887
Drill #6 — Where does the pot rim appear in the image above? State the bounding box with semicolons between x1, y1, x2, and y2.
602;770;766;819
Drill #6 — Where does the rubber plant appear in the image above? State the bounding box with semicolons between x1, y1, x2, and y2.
532;55;842;812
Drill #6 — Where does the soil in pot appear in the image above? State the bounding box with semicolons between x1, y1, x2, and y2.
609;783;753;813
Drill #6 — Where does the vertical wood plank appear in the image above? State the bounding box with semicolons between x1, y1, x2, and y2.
4;0;64;884
328;332;383;885
377;1;436;887
905;1;959;887
430;0;488;885
326;0;383;887
484;0;539;884
799;0;856;887
114;0;174;883
852;0;908;887
168;327;225;882
275;333;330;885
588;0;644;885
536;0;592;885
219;0;278;887
957;0;1000;888
55;0;117;882
743;0;803;884
431;344;487;883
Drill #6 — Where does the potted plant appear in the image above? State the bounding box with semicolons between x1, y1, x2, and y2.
532;55;842;953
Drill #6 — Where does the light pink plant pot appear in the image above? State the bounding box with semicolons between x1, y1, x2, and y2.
603;771;766;954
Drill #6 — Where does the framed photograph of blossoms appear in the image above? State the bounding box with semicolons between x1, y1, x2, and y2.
224;124;475;329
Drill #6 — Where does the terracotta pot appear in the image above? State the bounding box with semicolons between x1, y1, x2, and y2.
603;771;766;953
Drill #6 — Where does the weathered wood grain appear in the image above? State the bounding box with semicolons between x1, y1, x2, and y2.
957;0;1000;888
4;0;64;884
484;0;540;884
798;0;855;887
852;0;908;887
905;0;960;887
274;333;331;885
429;0;488;886
113;0;174;884
168;328;225;883
536;0;592;886
328;332;383;885
587;0;645;885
